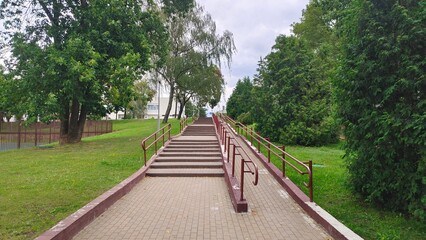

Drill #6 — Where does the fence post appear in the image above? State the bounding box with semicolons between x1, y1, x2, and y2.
17;121;21;149
35;122;38;146
49;123;52;143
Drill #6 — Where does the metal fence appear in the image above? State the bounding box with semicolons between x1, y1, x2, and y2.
0;120;113;151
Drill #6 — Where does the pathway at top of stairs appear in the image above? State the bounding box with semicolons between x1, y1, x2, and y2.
146;117;224;177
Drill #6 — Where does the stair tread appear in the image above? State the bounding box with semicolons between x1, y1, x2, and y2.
147;168;224;176
151;162;222;168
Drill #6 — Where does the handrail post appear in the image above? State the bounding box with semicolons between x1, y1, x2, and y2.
154;133;157;155
257;132;260;153
240;158;245;201
224;132;228;152
162;128;165;146
266;138;270;162
309;160;313;202
168;124;171;140
227;136;231;160
250;127;253;145
232;147;236;177
231;144;235;164
143;142;147;166
281;145;286;177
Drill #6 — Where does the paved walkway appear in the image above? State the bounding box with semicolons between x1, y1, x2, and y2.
73;119;332;240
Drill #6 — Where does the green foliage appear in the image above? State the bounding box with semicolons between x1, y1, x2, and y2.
0;0;170;143
157;3;235;122
236;112;253;125
184;101;195;117
336;0;426;220
252;35;338;146
128;80;156;119
226;77;253;120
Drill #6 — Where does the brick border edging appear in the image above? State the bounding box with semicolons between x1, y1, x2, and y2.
35;139;173;240
239;136;363;240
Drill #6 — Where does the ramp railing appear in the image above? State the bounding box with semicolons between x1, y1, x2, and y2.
219;114;313;202
213;114;259;201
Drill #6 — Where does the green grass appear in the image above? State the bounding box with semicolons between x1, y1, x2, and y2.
1;119;425;240
253;140;425;240
0;119;181;240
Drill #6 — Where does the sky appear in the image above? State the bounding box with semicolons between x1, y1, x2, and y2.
196;0;310;111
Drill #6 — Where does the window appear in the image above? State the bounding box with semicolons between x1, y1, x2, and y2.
147;104;158;111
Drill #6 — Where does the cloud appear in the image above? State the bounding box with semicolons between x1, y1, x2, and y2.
197;0;309;104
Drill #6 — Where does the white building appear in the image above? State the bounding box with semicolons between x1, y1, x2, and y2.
107;84;183;120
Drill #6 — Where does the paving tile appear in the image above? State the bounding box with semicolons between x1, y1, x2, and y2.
73;118;332;240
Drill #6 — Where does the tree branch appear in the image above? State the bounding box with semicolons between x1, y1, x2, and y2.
37;0;55;25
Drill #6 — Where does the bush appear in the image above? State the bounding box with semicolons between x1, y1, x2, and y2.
237;112;253;125
336;0;426;220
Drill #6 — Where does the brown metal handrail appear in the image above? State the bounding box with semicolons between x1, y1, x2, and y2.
179;117;189;133
220;114;313;202
213;114;259;201
141;123;172;166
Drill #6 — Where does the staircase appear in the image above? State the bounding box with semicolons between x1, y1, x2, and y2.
147;118;224;177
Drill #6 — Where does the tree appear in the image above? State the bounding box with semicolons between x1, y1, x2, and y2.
226;77;253;120
252;35;338;146
128;80;156;119
175;62;224;119
156;3;235;123
336;0;426;220
0;0;173;143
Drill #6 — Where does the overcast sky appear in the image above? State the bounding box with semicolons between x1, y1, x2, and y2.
197;0;310;110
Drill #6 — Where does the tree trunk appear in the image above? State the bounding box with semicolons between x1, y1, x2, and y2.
178;100;185;120
67;98;82;143
59;102;70;144
59;99;86;144
174;97;178;118
163;83;175;123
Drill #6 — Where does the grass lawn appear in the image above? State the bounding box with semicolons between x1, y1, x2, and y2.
1;119;425;240
256;141;426;240
0;119;181;240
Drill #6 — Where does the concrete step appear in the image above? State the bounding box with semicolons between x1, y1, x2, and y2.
171;140;218;143
159;152;221;157
155;156;222;162
146;168;224;177
151;162;222;169
166;145;219;149
163;148;220;152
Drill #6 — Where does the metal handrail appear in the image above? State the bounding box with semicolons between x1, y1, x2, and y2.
141;123;172;166
213;114;259;201
220;114;313;202
179;117;189;133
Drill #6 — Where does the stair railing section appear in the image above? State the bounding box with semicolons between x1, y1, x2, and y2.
179;117;189;133
141;123;172;166
220;114;314;202
213;114;259;202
